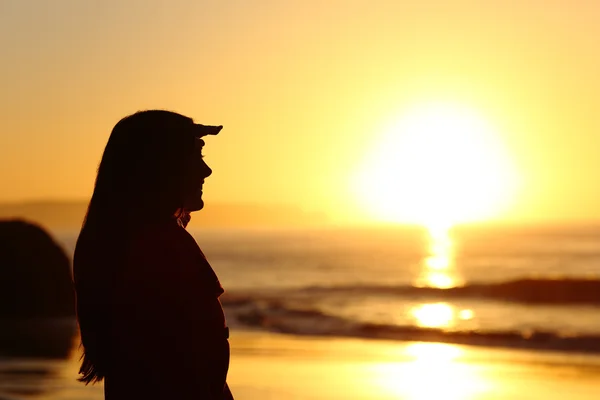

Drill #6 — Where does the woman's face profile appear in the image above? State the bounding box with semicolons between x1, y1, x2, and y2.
183;138;213;212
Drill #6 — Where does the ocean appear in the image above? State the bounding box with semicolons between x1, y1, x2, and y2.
56;224;600;351
196;224;600;352
2;223;600;399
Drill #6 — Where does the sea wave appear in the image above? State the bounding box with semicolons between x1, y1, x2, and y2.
297;278;600;305
221;294;600;354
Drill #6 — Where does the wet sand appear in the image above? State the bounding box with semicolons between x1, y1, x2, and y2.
228;331;600;400
3;329;599;399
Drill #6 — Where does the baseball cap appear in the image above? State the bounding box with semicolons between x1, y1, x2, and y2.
192;124;223;138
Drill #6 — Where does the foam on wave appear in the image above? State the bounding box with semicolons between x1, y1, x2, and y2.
221;291;600;354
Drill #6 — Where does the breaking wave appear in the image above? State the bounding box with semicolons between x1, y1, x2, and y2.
221;293;600;354
299;278;600;305
221;278;600;354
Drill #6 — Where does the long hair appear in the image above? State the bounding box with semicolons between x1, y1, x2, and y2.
73;110;198;383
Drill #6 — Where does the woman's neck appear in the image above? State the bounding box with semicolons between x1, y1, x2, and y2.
174;209;191;228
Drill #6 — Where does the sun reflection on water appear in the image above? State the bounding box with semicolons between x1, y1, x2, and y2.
373;225;489;398
410;226;476;330
411;303;455;328
415;226;463;289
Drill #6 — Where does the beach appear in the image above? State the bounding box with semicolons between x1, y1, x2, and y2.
2;329;600;400
2;0;600;397
3;225;600;399
231;331;600;400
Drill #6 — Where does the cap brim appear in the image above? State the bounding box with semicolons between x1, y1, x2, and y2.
192;124;223;137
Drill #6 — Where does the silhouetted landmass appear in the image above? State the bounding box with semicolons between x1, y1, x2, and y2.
0;220;76;364
0;219;75;317
0;318;76;359
0;200;328;229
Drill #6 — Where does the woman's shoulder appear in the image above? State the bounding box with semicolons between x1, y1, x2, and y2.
130;219;199;254
127;219;224;296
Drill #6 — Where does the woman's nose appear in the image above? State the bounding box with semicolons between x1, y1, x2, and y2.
202;162;213;178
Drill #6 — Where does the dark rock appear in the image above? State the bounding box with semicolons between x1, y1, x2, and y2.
0;219;75;318
0;317;76;358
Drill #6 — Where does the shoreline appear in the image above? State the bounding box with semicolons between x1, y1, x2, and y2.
227;330;600;399
2;329;600;399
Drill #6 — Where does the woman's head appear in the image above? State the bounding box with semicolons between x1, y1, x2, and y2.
92;110;215;222
74;110;220;383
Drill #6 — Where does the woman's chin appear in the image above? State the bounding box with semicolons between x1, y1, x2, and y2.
186;198;204;212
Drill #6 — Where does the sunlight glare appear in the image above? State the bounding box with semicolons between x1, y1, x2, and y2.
373;342;489;400
355;101;519;228
405;342;462;361
411;303;455;328
459;309;475;320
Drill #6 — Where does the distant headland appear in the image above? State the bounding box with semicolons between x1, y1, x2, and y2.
0;200;329;230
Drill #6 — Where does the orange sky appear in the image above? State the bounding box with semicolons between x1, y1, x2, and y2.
1;1;599;224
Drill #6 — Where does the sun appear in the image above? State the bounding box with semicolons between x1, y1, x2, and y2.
354;101;519;228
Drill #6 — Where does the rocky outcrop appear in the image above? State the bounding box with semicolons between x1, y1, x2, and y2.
0;219;75;318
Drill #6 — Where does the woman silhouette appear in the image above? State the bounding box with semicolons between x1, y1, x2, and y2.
73;110;234;399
